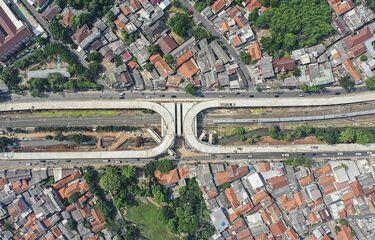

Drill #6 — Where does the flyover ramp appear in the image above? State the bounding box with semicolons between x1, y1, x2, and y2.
0;100;175;160
183;92;375;154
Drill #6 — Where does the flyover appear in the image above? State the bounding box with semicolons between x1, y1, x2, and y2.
183;92;375;154
0;100;175;160
0;92;375;160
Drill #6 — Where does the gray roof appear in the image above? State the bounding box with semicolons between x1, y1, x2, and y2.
210;40;230;64
210;208;230;232
259;56;275;79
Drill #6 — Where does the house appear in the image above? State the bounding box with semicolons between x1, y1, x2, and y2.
158;35;178;55
210;208;230;232
178;59;200;78
62;8;73;27
259;56;275;79
149;54;173;78
248;41;261;61
143;20;168;42
210;40;230;64
176;50;193;66
0;0;33;61
215;165;249;185
328;0;354;16
344;27;373;49
272;57;296;73
343;59;361;82
41;4;61;22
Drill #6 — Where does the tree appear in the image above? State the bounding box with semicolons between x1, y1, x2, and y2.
151;184;167;204
248;8;259;25
67;218;77;231
355;131;374;144
240;51;252;65
87;51;102;62
147;45;160;55
285;157;312;168
0;137;14;152
184;83;197;95
122;166;136;180
156;159;175;173
145;62;154;72
360;55;368;62
0;68;20;90
268;125;282;139
339;76;355;92
99;166;122;193
113;55;123;67
49;20;69;42
191;26;210;40
316;127;339;144
365;77;375;90
293;68;301;77
68;192;80;204
234;127;246;137
168;13;192;38
339;127;357;143
164;54;175;66
82;219;91;229
257;0;333;56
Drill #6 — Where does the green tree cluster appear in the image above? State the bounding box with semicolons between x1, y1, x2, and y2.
339;127;374;144
285;157;312;168
240;51;252;65
163;179;215;239
144;159;176;177
194;0;213;12
168;13;192;38
0;137;16;152
258;0;334;57
339;76;355;92
365;76;375;90
184;83;197;95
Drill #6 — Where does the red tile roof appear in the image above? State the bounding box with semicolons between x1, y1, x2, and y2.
158;35;178;55
155;169;180;185
272;57;296;72
269;220;287;237
225;187;239;208
150;54;173;78
52;170;81;189
344;27;373;49
211;0;226;13
176;50;193;66
178;59;199;78
248;42;262;61
245;0;261;12
343;59;361;82
216;165;249;185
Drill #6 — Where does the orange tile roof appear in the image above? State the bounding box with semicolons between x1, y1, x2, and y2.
298;174;314;187
178;167;190;179
178;59;199;79
52;170;81;189
343;59;361;82
216;165;249;185
257;162;270;172
225;187;239;208
120;5;132;16
127;60;138;70
350;180;363;197
267;175;288;189
286;228;298;240
114;19;126;31
315;164;332;177
237;228;253;240
176;50;193;66
278;195;298;211
295;191;305;206
318;175;335;186
58;181;88;199
154;169;180;185
149;54;173;78
245;0;261;12
232;35;242;47
269;220;287;237
308;212;319;225
62;8;73;27
221;21;229;33
330;0;354;15
248;42;262;61
336;225;353;240
252;190;269;205
211;0;226;13
228;218;247;234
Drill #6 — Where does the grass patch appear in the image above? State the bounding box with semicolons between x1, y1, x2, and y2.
127;201;178;240
31;110;123;118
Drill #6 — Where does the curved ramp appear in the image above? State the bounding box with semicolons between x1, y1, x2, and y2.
183;93;375;154
0;100;175;160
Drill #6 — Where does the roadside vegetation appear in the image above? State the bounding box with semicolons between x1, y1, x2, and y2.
0;137;17;152
216;125;375;145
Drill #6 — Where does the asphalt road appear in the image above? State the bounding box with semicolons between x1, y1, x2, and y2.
0;151;373;168
178;0;252;88
0;115;161;128
2;87;369;103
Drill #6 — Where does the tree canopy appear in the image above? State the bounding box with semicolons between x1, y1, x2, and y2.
168;13;192;38
258;0;334;57
365;77;375;90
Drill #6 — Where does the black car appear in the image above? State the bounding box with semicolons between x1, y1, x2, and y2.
171;95;177;98
249;95;254;98
274;95;279;98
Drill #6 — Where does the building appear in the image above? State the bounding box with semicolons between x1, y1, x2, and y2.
0;0;32;61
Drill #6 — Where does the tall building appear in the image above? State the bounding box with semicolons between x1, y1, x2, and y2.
0;0;32;61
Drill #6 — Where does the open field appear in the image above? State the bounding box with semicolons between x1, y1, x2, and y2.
127;201;177;240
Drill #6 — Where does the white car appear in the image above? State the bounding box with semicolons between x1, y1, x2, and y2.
337;152;343;156
355;153;362;156
282;153;289;157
